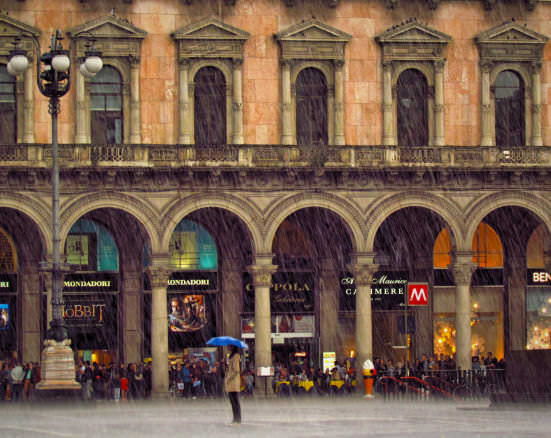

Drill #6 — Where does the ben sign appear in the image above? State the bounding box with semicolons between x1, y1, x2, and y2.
408;283;429;306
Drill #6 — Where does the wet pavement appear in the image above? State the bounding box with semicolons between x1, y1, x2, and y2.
0;396;549;438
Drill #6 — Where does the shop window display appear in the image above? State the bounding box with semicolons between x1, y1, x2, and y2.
526;288;551;350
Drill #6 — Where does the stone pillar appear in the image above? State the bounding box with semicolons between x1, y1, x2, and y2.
129;57;141;144
23;66;34;143
281;61;293;145
75;70;88;143
249;255;277;394
147;264;171;397
122;270;142;365
506;255;527;352
319;258;339;355
178;60;192;144
334;60;345;146
434;60;445;146
232;59;244;144
480;61;493;146
349;253;378;383
531;61;543;146
451;252;475;371
21;263;41;362
382;61;394;146
222;259;242;339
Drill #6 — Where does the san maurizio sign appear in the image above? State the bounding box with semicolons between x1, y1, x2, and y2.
340;271;408;311
243;272;314;313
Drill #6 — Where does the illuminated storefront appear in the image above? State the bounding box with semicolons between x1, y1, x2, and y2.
42;218;120;365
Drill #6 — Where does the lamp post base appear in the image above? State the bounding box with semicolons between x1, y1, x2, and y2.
35;338;81;392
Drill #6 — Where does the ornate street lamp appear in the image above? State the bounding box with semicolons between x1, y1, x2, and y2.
8;30;102;392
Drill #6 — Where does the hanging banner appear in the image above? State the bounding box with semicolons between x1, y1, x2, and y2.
241;314;315;339
243;272;314;313
168;294;208;332
62;294;115;327
339;271;408;311
0;274;16;293
63;273;118;292
168;271;217;291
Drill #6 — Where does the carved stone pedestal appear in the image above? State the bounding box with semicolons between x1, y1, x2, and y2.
35;339;81;393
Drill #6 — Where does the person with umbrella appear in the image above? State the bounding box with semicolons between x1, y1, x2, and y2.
207;336;246;424
225;344;242;424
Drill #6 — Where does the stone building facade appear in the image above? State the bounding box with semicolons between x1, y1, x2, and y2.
1;0;551;395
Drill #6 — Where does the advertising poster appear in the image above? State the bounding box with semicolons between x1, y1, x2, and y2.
0;303;9;329
242;314;314;338
323;351;336;373
168;294;208;332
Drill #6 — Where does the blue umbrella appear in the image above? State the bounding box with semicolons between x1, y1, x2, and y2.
206;336;248;349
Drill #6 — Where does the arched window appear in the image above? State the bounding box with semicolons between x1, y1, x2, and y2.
296;68;328;146
0;65;16;144
495;70;525;147
169;220;218;270
397;69;429;146
194;67;226;146
67;219;119;272
90;66;123;144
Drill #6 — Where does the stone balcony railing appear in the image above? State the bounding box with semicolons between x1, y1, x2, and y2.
0;143;549;169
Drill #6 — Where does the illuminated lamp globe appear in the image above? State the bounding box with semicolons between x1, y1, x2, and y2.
84;55;103;75
8;54;29;76
80;63;95;78
52;53;70;72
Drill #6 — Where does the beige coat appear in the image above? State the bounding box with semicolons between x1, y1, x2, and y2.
224;352;241;393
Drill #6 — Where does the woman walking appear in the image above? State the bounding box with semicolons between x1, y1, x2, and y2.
225;345;241;425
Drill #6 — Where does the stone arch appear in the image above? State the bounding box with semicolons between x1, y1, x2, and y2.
392;63;435;88
465;191;551;247
264;192;364;254
365;192;465;251
160;193;263;255
60;192;160;252
0;191;50;255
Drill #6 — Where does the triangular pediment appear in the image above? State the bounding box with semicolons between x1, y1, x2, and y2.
172;17;249;41
376;18;451;45
475;21;548;45
66;15;147;40
0;13;40;38
275;19;351;42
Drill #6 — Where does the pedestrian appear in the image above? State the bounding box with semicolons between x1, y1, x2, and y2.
10;361;24;402
225;345;242;425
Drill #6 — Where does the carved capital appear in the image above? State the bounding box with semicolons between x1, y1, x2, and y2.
482;0;497;11
434;59;445;72
382;60;393;72
280;59;291;69
427;0;441;10
147;267;172;289
333;59;345;69
232;101;243;111
232;58;243;68
178;59;190;69
128;55;141;66
348;263;379;287
385;0;400;9
481;103;491;113
451;262;476;286
531;61;543;75
249;265;277;288
480;60;493;74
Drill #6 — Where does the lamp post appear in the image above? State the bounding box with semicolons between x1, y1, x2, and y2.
8;30;102;392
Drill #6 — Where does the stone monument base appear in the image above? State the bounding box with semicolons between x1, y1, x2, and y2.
35;339;81;396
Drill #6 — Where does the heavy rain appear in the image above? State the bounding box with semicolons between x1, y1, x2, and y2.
0;0;551;437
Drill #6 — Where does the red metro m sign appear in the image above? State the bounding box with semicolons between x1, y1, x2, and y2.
408;283;429;306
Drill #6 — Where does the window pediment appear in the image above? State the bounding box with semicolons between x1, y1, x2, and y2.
376;18;451;62
66;15;147;59
0;13;40;57
275;19;351;61
475;21;548;62
172;18;249;60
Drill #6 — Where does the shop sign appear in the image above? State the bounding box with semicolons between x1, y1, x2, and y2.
339;271;408;311
323;352;336;373
408;283;429;306
243;272;314;313
63;295;110;327
0;274;17;292
527;269;551;286
168;271;217;291
63;273;118;292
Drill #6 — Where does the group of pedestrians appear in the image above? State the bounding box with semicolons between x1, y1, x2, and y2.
170;357;225;398
0;359;40;401
76;360;152;401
